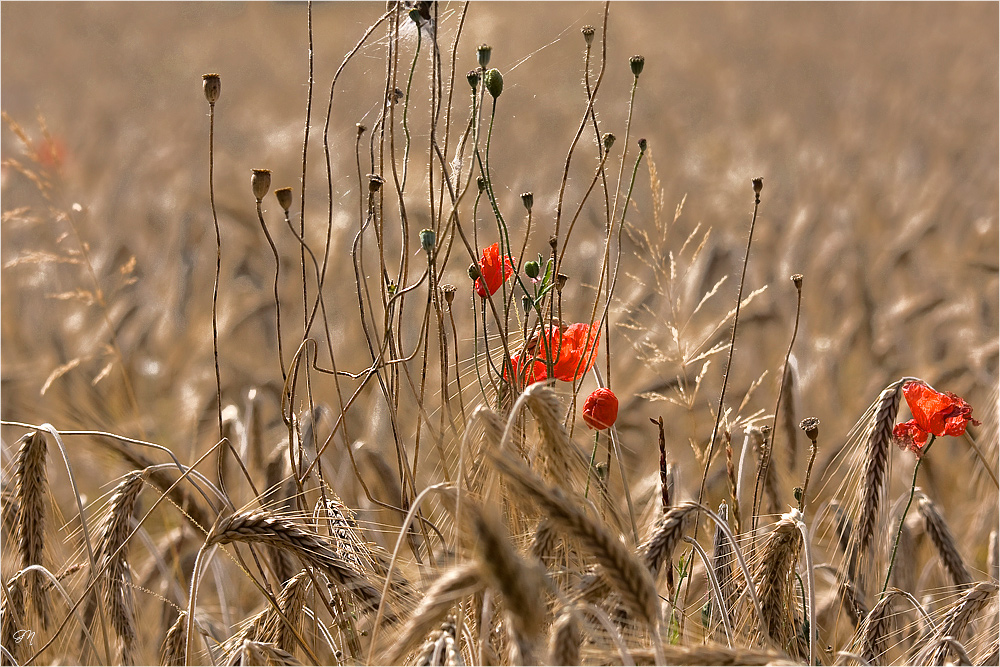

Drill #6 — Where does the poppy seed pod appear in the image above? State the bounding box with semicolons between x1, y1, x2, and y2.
638;137;648;152
752;177;764;195
202;73;221;104
357;123;367;136
251;169;271;202
799;417;820;442
791;274;804;289
274;187;293;213
602;133;616;153
520;192;533;212
477;44;492;69
467;69;480;90
556;273;568;292
524;261;540;279
521;295;533;312
442;284;456;305
484;68;503;99
629;55;645;77
581;25;595;45
477;176;487;193
583;387;618;430
419;228;435;253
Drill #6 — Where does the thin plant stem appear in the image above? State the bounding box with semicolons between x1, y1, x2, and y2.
882;436;936;594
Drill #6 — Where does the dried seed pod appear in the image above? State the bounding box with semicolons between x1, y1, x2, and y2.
202;73;221;104
251;169;271;202
630;55;645;77
274;187;293;213
476;44;492;69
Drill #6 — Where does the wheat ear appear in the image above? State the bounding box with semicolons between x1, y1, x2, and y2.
754;509;803;650
13;430;51;629
916;491;973;588
919;581;998;665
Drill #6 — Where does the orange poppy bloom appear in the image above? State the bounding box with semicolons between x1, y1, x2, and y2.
892;380;980;456
504;352;548;388
547;322;601;382
582;387;618;430
474;242;514;298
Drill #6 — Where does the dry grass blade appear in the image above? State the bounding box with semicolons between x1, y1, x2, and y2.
387;563;482;665
916;491;973;588
919;581;998;665
13;430;50;629
852;379;904;567
206;510;385;617
754;509;803;651
490;450;659;629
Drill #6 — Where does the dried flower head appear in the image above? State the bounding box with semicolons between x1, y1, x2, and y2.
251;169;271;202
274;187;293;213
581;25;595;45
441;284;456;305
202;73;221;104
629;55;645;77
791;273;804;289
799;417;820;441
752;177;764;194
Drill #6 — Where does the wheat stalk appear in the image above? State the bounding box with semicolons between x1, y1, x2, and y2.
13;430;50;629
754;509;803;650
916;491;973;588
206;510;384;617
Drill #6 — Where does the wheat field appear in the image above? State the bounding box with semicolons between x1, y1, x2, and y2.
1;3;997;665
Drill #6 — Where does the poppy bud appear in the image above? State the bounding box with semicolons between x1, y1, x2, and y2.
522;295;533;312
202;73;221;105
391;87;404;104
468;263;481;281
484;68;503;99
477;44;492;69
638;138;647;153
602;133;616;153
368;174;384;193
791;274;803;289
408;8;423;24
629;55;645;77
442;284;456;305
477;176;487;193
419;228;435;253
467;69;480;90
274;187;293;213
583;387;618;430
799;417;820;442
251;169;271;202
752;177;763;195
581;25;595;45
524;261;540;279
521;191;533;212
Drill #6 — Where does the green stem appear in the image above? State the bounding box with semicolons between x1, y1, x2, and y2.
882;435;936;594
584;431;601;498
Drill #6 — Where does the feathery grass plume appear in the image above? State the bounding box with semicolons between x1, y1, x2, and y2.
13;430;50;629
413;620;459;666
853;589;902;665
86;470;145;665
917;581;998;665
1;576;26;666
712;502;736;632
466;503;547;649
161;610;187;666
388;563;482;664
916;490;973;588
490;450;659;629
640;501;698;578
548;607;581;666
205;510;385;617
753;508;803;651
851;378;905;575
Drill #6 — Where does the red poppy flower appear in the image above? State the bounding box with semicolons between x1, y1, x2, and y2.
504;352;548;388
892;380;980;456
582;387;618;430
546;322;602;382
892;419;929;456
474;242;514;298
